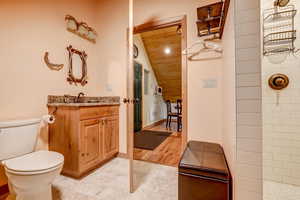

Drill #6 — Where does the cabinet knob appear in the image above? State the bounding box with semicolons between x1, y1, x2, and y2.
123;98;130;104
81;153;85;157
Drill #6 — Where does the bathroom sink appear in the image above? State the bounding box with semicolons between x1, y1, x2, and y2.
86;99;101;103
74;99;101;104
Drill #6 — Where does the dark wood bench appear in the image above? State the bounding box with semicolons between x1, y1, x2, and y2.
178;141;232;200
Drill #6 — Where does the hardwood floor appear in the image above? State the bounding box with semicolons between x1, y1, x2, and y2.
133;121;182;167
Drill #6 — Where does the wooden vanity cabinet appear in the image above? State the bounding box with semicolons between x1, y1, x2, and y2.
79;118;103;172
103;116;119;159
48;105;119;178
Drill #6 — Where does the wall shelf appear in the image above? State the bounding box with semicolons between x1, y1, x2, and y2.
263;5;297;55
264;9;296;23
264;30;296;46
196;0;230;39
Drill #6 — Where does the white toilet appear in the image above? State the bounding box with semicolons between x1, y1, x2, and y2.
0;118;64;200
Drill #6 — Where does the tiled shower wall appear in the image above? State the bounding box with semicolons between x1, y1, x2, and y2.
262;0;300;186
235;0;263;199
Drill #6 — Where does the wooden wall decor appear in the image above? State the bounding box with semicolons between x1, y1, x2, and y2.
196;0;231;39
65;15;97;43
66;45;88;86
44;52;64;71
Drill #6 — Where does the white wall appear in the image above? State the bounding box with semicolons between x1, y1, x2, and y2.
235;0;263;199
262;0;300;186
133;34;166;127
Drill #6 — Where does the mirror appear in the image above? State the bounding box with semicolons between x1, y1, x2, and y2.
72;53;83;79
66;45;88;86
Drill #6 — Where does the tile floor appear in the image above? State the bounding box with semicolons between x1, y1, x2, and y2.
52;158;178;200
264;181;300;200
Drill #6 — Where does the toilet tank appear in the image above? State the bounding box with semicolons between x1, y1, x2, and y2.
0;118;41;161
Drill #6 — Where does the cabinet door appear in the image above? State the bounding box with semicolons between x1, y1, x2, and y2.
80;119;103;165
103;116;119;158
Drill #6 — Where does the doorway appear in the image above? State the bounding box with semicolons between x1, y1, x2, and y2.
127;15;187;192
133;24;184;167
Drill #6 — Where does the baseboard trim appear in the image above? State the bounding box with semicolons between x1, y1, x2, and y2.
117;152;129;159
0;184;9;200
143;119;166;129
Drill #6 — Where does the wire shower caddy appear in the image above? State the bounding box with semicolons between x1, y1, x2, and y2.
263;5;297;55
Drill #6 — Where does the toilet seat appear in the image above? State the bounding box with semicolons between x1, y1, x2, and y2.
3;150;64;175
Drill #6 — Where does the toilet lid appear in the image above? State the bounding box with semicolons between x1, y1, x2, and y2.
3;151;64;172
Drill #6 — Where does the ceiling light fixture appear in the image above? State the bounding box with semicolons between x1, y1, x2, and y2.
164;47;171;55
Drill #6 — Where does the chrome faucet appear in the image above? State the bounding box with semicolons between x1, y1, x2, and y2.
76;92;85;103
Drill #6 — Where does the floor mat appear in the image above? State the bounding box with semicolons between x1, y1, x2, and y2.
134;130;172;150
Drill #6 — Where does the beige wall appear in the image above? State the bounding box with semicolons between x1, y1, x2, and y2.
0;0;129;186
221;0;236;197
0;1;267;199
0;0;94;187
94;0;128;153
262;0;300;186
0;0;100;121
133;0;224;144
0;0;226;159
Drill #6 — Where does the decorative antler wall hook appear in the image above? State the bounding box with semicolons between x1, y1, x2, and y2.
65;15;97;43
44;52;64;71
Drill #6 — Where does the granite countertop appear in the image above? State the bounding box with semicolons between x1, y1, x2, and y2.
47;102;120;107
47;95;120;107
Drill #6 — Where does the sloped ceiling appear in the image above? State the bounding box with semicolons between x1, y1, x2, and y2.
140;26;182;102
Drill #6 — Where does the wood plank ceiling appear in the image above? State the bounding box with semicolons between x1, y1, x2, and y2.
140;26;182;102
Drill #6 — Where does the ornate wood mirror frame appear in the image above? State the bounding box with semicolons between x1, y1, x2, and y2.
66;45;88;86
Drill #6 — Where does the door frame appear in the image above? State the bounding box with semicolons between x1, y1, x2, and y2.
127;15;188;193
